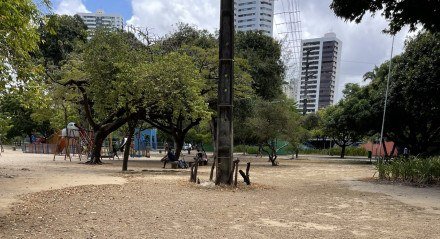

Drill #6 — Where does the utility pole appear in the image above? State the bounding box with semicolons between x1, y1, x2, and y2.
302;49;312;115
216;0;234;185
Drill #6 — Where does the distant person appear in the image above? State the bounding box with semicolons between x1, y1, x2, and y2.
30;134;36;143
403;147;409;159
257;145;263;158
161;148;177;168
187;143;192;154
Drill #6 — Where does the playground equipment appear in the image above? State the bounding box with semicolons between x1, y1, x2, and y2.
132;128;157;157
53;122;94;161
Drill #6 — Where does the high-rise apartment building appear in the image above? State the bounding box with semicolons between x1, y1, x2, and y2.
297;32;342;114
234;0;275;36
77;10;123;35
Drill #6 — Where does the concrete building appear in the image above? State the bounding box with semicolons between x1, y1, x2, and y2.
77;10;123;36
297;32;342;114
234;0;275;36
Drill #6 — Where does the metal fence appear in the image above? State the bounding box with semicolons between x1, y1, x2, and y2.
22;143;82;155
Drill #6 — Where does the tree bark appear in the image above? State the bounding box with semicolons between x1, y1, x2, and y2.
122;120;137;171
340;144;346;158
262;143;278;166
173;134;185;160
89;131;106;164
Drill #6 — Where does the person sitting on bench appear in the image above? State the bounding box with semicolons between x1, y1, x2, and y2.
161;148;177;168
195;149;208;165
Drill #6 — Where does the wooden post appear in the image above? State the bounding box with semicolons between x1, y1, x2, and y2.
109;133;113;158
209;156;216;181
234;159;239;187
239;162;251;185
216;0;234;185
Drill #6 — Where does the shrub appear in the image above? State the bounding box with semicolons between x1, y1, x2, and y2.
234;145;259;154
375;156;440;185
299;146;368;157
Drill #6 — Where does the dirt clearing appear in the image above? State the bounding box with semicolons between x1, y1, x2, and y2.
0;149;439;238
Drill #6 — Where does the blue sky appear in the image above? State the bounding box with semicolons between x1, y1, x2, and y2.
44;0;415;101
51;0;132;20
82;0;132;19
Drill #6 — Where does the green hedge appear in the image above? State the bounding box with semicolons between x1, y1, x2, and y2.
234;145;367;157
376;157;440;185
234;145;259;154
299;146;368;157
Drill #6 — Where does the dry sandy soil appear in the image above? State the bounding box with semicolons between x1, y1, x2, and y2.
0;147;439;239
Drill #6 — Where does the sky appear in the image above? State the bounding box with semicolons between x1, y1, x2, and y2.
50;0;415;101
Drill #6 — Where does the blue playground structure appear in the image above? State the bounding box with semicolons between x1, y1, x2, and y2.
132;128;158;157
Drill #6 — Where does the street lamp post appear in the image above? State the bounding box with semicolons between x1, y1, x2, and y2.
378;35;395;160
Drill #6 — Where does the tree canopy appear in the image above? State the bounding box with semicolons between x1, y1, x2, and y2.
235;31;285;100
247;98;301;165
321;85;367;158
331;31;440;156
330;0;440;33
38;14;88;67
0;0;50;87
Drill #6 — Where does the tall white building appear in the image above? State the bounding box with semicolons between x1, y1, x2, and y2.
297;32;342;114
234;0;275;36
77;10;123;35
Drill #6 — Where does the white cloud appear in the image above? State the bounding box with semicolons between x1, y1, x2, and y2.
55;0;90;15
127;0;219;37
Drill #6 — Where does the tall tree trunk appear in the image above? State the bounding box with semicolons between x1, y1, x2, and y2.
270;154;278;166
270;145;278;166
89;131;107;164
340;144;346;158
173;133;185;160
262;143;278;166
122;120;136;171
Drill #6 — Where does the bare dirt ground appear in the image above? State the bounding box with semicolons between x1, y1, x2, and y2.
0;147;439;239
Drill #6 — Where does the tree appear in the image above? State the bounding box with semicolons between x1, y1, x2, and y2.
149;24;253;160
301;113;324;148
235;31;285;100
0;89;54;141
372;32;440;155
142;52;211;160
27;14;88;131
234;97;257;146
248;98;301;166
0;0;50;87
330;0;440;33
321;84;369;158
38;14;88;67
335;32;440;156
60;29;151;164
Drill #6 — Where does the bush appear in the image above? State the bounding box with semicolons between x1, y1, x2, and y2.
234;145;259;154
299;146;368;157
375;156;440;185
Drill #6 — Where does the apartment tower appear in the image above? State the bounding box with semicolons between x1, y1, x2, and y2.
77;10;123;36
298;32;342;114
234;0;275;36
